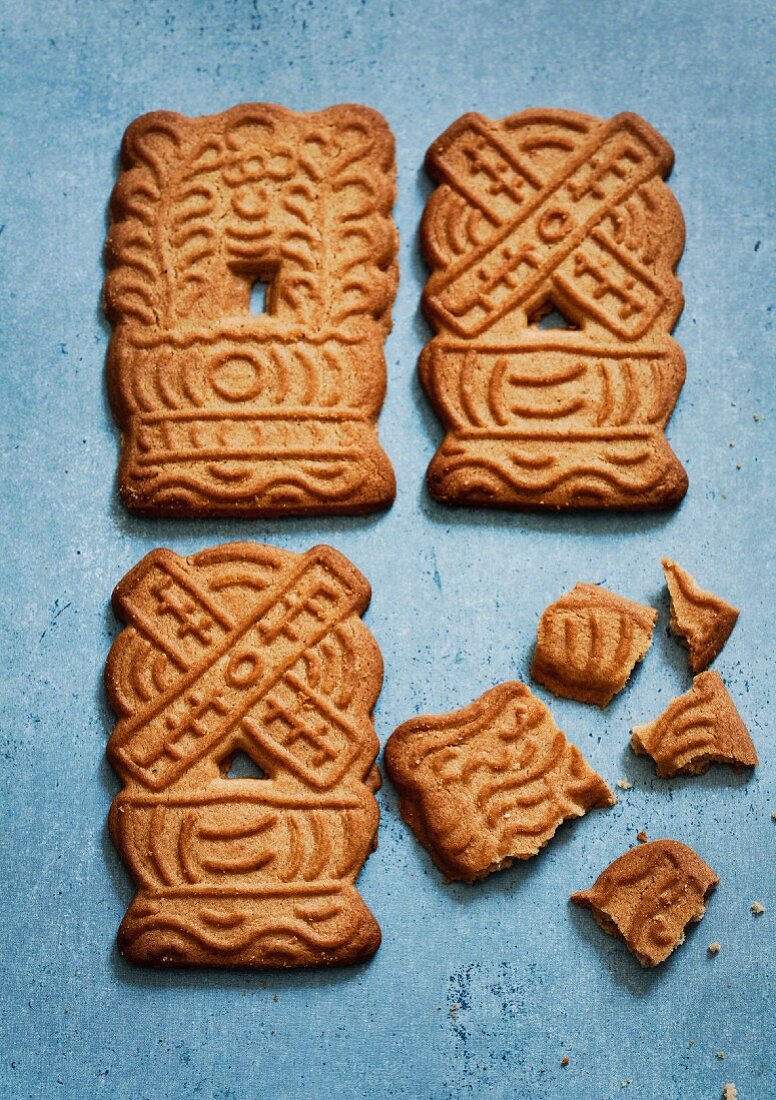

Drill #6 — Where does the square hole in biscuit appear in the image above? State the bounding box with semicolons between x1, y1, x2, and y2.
249;278;271;314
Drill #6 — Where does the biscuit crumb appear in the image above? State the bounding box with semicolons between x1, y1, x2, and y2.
735;463;742;470
723;1084;738;1100
708;942;721;954
772;810;776;821
716;1051;726;1060
636;830;648;843
273;994;278;1002
449;1004;458;1018
753;413;761;422
620;1079;632;1088
751;901;765;915
688;1039;695;1046
616;777;633;790
561;1056;569;1067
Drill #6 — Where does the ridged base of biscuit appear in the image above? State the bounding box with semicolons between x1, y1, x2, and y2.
426;442;688;512
116;890;381;969
118;449;396;518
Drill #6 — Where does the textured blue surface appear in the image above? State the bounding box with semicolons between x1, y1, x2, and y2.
0;1;774;1097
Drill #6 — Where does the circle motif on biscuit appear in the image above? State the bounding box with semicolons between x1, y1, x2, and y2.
210;355;263;402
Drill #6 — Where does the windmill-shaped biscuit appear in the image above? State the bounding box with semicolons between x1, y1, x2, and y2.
105;542;383;967
385;682;614;882
631;671;758;778
420;108;687;510
105;104;398;516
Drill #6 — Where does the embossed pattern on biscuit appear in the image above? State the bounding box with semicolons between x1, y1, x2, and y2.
105;542;383;967
104;104;398;516
419;108;688;510
571;839;719;967
384;682;614;883
662;558;739;672
631;670;758;778
531;583;657;707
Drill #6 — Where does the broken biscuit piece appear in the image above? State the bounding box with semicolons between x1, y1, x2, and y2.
571;839;719;967
662;558;739;672
532;584;657;707
631;671;758;778
385;681;614;883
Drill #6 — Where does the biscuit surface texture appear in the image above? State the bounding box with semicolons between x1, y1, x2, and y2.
662;558;739;672
105;541;383;966
631;670;758;777
105;103;397;516
419;108;687;510
531;583;657;706
384;681;614;883
571;839;719;967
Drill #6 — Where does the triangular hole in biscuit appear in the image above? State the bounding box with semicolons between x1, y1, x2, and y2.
528;299;576;330
223;750;267;780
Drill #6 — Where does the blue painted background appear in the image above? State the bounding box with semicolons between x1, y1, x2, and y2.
1;1;773;1097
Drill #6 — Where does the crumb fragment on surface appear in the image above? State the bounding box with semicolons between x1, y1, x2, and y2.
616;777;633;790
636;830;648;843
708;941;721;954
531;583;657;706
571;840;719;967
385;681;613;882
751;901;765;915
723;1084;738;1100
716;1051;726;1060
560;1056;569;1067
631;671;756;777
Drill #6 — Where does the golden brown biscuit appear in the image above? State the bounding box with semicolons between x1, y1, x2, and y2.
419;108;687;510
105;541;383;967
531;583;657;706
631;670;758;777
384;681;614;883
662;558;739;672
104;103;397;516
571;839;719;967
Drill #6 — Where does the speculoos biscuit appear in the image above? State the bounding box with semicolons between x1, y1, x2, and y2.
662;558;739;672
105;541;383;967
631;670;758;777
531;583;657;706
419;108;687;510
571;839;719;967
105;103;398;516
384;681;614;883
